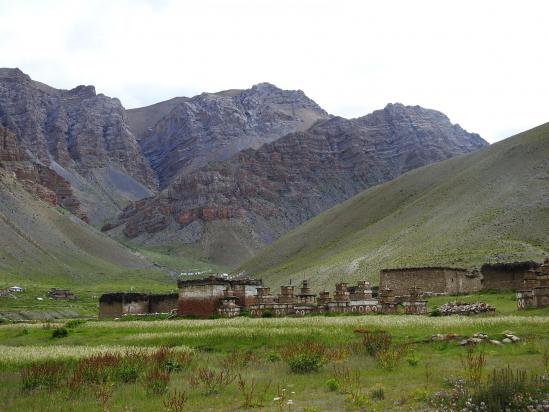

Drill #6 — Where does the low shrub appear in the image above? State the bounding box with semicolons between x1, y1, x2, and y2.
163;389;188;412
370;383;385;400
325;378;340;392
116;361;140;383
472;368;547;412
51;327;68;338
16;328;29;337
375;343;408;370
406;354;420;367
281;341;327;374
461;348;486;386
266;351;281;362
220;350;255;370
21;361;66;391
189;367;235;395
287;353;323;373
237;373;270;408
330;365;361;395
430;367;549;412
65;319;86;329
143;367;170;395
355;329;392;356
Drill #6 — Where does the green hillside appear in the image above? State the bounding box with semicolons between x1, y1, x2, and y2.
239;123;549;289
0;171;173;291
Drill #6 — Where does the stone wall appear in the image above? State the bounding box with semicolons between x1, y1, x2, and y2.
379;267;482;296
99;292;177;318
99;293;149;318
149;293;178;313
481;261;539;291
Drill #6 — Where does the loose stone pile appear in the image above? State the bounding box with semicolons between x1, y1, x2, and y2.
458;331;521;346
436;301;495;315
429;331;522;346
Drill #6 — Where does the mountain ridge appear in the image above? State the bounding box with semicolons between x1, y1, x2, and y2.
107;103;487;266
237;122;549;289
0;68;157;224
131;81;331;188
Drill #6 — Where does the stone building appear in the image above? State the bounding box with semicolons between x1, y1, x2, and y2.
98;292;178;318
481;261;540;291
177;275;262;318
379;267;482;296
517;259;549;309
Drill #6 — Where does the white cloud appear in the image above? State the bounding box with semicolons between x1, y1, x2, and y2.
0;0;548;142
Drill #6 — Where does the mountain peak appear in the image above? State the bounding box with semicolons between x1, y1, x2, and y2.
66;84;97;98
0;67;31;81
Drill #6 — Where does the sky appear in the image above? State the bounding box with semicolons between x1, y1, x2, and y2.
1;0;548;143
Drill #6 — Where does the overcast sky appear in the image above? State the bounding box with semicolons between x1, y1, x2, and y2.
1;0;548;143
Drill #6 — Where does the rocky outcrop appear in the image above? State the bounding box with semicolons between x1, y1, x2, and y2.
0;68;157;223
108;104;487;265
0;126;87;221
131;83;330;188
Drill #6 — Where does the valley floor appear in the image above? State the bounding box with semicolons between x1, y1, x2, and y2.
0;296;548;411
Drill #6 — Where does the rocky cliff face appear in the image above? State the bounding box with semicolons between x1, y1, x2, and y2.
0;68;157;223
130;83;330;188
0;126;87;221
107;103;488;266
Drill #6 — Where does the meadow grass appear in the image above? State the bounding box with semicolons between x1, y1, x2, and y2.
0;311;547;411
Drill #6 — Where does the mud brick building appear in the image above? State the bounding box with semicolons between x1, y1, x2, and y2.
380;267;482;296
177;276;262;318
98;292;178;318
517;259;549;309
481;261;540;291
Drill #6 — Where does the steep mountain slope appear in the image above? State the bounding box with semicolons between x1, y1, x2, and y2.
107;104;486;266
0;126;87;221
0;166;169;286
130;83;330;188
0;68;157;224
238;123;549;289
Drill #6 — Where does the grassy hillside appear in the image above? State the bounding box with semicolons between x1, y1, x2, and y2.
239;123;549;289
0;171;173;289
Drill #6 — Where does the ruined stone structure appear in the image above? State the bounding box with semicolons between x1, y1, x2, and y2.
98;293;178;318
379;267;482;296
47;288;76;300
517;259;549;310
481;261;540;291
177;276;262;318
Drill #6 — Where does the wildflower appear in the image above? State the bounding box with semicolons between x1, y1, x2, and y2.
287;400;293;405
274;397;281;401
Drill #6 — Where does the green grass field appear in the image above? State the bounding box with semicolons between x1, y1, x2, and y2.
0;292;547;411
